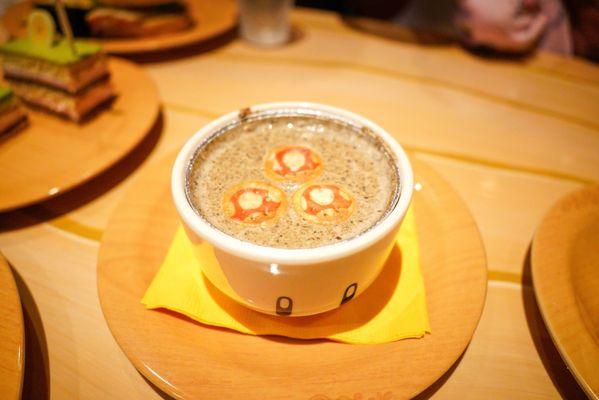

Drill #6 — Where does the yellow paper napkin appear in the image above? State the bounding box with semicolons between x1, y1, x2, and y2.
141;208;430;344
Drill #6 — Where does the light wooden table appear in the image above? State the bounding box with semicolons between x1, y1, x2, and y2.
1;8;598;399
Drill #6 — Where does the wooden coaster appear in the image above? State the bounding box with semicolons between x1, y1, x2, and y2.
532;185;599;400
0;58;159;212
3;0;237;55
97;153;487;399
0;254;24;400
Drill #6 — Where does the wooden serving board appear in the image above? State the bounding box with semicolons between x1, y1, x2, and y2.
0;253;24;400
532;185;599;400
3;0;237;55
97;153;487;399
0;58;159;212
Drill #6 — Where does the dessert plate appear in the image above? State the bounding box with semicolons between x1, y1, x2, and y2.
0;253;24;400
97;153;487;399
0;58;159;212
3;0;237;55
532;185;599;400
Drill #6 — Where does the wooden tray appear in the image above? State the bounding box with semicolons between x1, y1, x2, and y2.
0;253;24;400
97;153;487;399
532;185;599;400
3;0;237;55
0;58;159;212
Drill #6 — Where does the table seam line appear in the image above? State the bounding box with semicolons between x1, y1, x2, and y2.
212;52;599;132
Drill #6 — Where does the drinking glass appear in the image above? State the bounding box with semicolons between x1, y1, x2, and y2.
237;0;294;46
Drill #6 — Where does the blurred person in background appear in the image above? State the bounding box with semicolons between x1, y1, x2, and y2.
455;0;599;61
454;0;572;55
299;0;599;61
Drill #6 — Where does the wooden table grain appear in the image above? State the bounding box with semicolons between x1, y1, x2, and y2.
0;7;597;399
0;254;24;400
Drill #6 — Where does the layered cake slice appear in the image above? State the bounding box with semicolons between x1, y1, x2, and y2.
0;86;28;135
6;77;114;123
0;10;116;122
86;0;192;38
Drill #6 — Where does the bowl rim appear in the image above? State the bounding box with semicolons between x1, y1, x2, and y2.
171;102;414;265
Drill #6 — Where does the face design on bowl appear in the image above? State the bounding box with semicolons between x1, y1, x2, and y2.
176;104;414;317
275;281;359;316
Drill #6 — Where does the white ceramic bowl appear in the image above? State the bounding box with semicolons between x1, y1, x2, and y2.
172;102;413;316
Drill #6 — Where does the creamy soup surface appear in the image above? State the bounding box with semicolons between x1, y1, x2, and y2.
188;115;399;249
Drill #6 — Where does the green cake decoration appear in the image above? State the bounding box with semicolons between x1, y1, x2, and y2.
0;86;13;102
0;9;101;65
0;86;16;113
0;38;101;64
28;8;56;47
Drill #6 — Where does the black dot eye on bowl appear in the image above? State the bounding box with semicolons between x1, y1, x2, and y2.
276;296;293;316
341;283;358;305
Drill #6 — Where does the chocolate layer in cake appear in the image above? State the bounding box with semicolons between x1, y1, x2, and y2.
0;87;28;135
7;78;116;122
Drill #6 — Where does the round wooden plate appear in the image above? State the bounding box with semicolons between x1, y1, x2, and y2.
97;152;487;399
532;185;599;400
0;253;24;400
3;0;237;55
0;58;159;212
